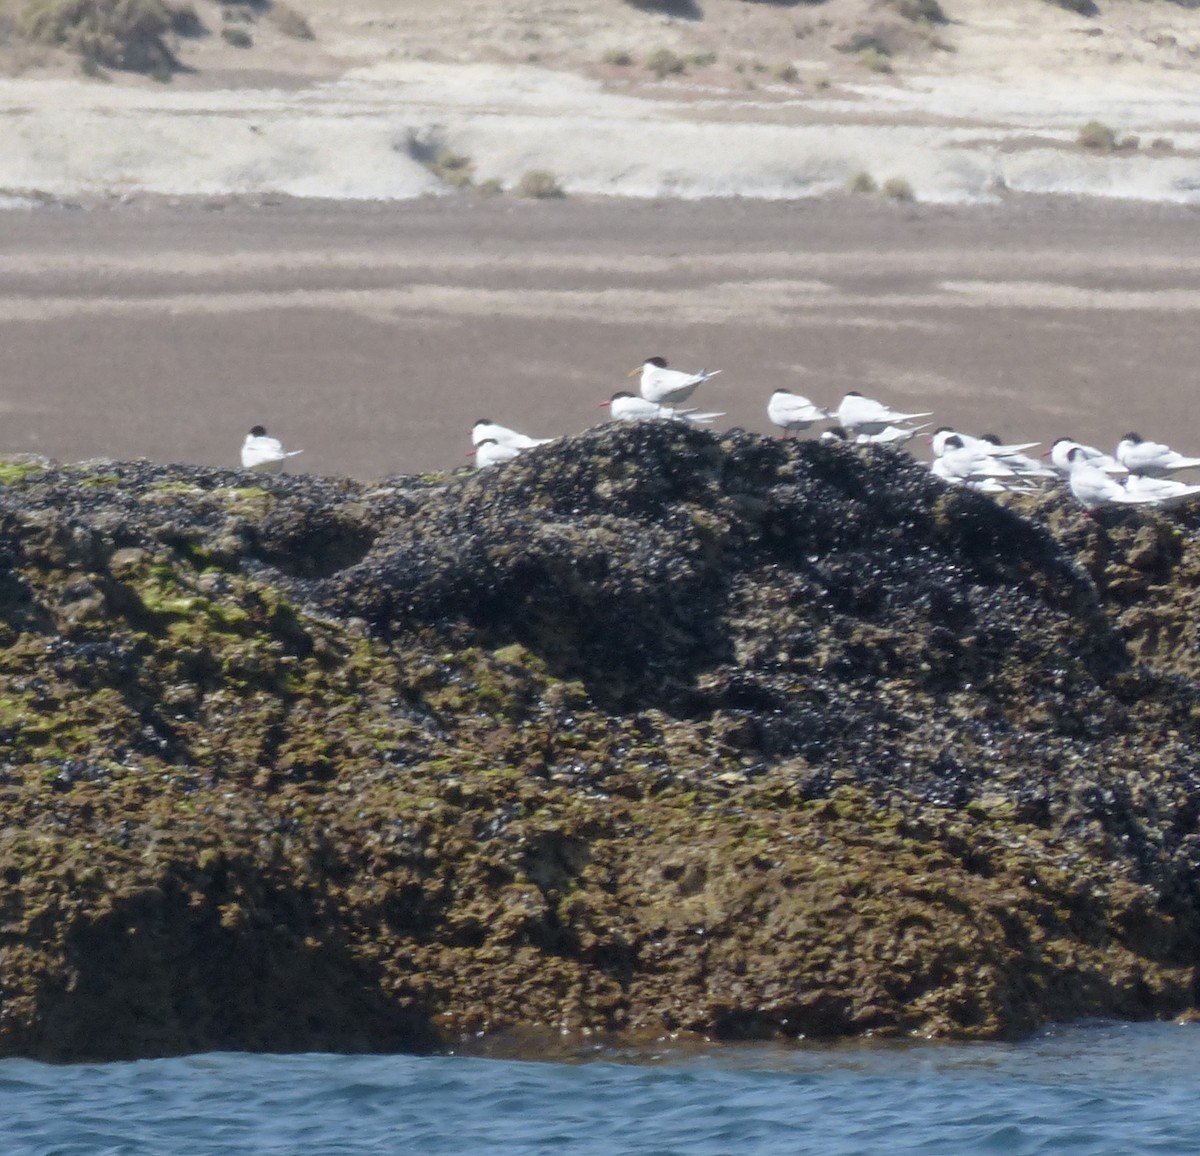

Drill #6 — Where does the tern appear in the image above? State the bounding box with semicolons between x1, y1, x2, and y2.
860;421;932;447
934;435;1022;483
1123;474;1200;508
930;428;1039;459
1115;432;1200;476
471;438;522;468
767;389;832;436
241;425;302;472
1065;448;1160;510
930;459;1037;495
472;419;552;450
837;391;932;437
822;423;930;447
601;392;724;424
976;434;1057;480
630;356;721;408
1047;437;1126;476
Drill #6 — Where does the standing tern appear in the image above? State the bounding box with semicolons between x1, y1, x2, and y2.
471;438;522;469
836;391;932;437
601;392;724;424
241;425;303;472
767;389;832;436
472;419;552;450
1048;437;1126;476
1115;432;1200;476
630;356;721;408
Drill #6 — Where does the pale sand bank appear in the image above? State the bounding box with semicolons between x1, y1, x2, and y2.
5;61;1200;204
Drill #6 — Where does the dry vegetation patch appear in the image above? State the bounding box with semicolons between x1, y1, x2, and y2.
19;0;180;74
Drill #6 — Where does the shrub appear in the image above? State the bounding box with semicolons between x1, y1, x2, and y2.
892;0;946;22
645;48;685;78
430;149;474;188
859;47;892;73
774;62;799;82
624;0;702;14
515;170;564;199
20;0;178;73
881;176;915;201
839;32;892;55
847;170;877;194
1077;120;1117;151
221;24;251;46
401;126;443;166
686;50;716;67
603;48;633;65
266;2;313;40
1149;137;1175;154
168;1;201;35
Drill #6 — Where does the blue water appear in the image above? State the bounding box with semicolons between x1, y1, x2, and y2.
1;1022;1197;1155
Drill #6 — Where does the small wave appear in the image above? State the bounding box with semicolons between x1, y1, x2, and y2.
0;1024;1197;1154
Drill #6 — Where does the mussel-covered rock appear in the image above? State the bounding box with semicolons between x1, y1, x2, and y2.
0;424;1199;1060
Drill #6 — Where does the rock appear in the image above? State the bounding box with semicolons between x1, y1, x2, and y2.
0;427;1199;1060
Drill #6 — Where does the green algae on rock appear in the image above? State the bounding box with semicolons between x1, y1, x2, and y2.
1;426;1200;1061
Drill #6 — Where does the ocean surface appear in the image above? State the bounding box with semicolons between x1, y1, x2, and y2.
1;1022;1197;1154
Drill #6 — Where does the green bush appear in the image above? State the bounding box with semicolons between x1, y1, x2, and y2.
515;170;565;199
1077;120;1117;151
430;149;474;188
20;0;178;73
221;24;252;47
881;176;915;201
847;170;877;194
859;47;892;73
645;47;686;78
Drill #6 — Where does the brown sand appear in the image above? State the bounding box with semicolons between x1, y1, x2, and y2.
3;195;1200;480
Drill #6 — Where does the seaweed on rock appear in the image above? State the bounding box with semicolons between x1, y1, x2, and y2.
1;425;1200;1059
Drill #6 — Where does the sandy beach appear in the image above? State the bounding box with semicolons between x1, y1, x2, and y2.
2;194;1200;478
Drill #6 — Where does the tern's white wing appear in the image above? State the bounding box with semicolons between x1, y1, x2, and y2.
939;445;1019;480
838;393;932;434
1068;461;1157;510
1117;435;1200;476
768;389;832;432
1124;474;1200;507
472;421;552;450
1049;439;1126;475
637;361;721;407
473;439;523;468
242;431;302;472
857;422;931;446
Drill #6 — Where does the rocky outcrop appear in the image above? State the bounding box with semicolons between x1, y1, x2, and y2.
1;423;1199;1061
